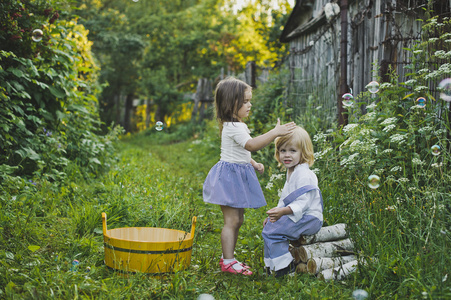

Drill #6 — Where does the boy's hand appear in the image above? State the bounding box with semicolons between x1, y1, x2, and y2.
266;207;284;222
266;206;293;223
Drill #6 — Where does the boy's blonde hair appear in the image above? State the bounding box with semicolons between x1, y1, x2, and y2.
274;126;315;167
214;77;251;128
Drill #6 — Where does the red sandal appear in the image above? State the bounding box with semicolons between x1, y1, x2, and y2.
219;258;250;269
220;260;253;275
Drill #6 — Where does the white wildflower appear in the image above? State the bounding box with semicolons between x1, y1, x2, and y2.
414;86;429;92
313;132;327;143
418;68;429;74
418;126;432;134
340;153;359;166
265;182;274;190
349;140;361;150
398;177;409;183
380;82;392;89
374;169;385;175
413;50;423;54
366;102;377;110
315;106;322;110
446;39;451;43
382;149;393;154
434;50;447;58
367;160;376;166
385;205;396;211
425;70;440;80
385;175;396;183
191;139;202;144
361;129;373;136
383;124;396;132
314;147;333;160
326;129;334;133
412;158;424;166
389;133;407;144
339;138;350;150
404;79;417;85
431;162;443;168
311;168;320;174
361;112;376;121
439;63;451;73
343;123;359;133
428;37;438;43
408;187;416;191
380;117;397;125
390;166;402;172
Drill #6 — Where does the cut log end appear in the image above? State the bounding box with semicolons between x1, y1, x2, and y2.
307;258;317;274
291;246;308;263
296;263;308;273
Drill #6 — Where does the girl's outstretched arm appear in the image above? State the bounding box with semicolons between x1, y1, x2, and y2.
245;118;296;152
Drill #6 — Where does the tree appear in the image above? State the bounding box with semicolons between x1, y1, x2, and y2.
75;0;294;132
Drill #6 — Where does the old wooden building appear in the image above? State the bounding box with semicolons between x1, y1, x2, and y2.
280;0;450;127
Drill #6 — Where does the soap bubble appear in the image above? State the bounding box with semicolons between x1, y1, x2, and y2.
155;121;164;131
415;97;426;108
366;81;380;94
439;78;451;102
368;175;380;189
32;29;43;42
352;289;369;300
197;294;215;300
342;93;354;107
70;259;80;271
431;144;441;156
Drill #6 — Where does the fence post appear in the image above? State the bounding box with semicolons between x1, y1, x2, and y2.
245;61;257;88
338;0;349;127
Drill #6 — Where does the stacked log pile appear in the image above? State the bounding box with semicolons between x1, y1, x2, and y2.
289;223;360;281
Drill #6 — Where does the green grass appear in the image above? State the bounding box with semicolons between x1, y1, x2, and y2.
1;123;450;299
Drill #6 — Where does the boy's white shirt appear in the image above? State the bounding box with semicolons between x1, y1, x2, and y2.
276;163;323;223
220;122;252;164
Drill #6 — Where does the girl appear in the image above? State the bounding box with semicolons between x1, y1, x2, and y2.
203;77;296;276
262;126;323;277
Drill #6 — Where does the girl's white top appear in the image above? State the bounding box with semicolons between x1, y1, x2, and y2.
277;163;323;223
220;122;252;164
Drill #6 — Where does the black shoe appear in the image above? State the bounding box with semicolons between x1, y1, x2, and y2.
274;261;296;278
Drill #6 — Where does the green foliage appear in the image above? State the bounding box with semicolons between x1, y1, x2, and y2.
76;0;293;131
0;0;120;186
306;16;451;298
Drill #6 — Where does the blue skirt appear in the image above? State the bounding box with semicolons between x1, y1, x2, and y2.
203;160;266;209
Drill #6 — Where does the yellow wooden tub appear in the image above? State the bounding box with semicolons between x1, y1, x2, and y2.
102;212;197;275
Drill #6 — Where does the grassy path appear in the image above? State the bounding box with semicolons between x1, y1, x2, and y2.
0;134;384;299
111;136;354;299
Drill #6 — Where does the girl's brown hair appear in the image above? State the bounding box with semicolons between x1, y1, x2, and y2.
274;126;315;167
214;77;251;130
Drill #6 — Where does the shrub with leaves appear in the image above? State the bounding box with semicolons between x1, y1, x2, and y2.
310;16;450;298
0;0;119;188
